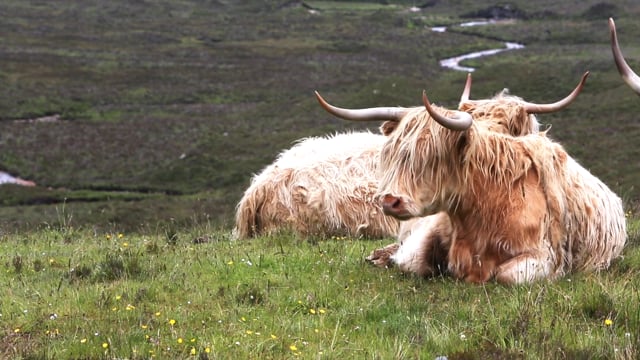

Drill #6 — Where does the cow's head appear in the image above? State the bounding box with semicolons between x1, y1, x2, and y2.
609;18;640;95
315;73;588;219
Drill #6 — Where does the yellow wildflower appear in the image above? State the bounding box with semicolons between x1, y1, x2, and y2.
289;344;298;351
605;319;613;326
169;319;176;326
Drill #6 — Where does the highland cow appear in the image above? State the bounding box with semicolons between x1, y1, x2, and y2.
373;87;626;284
233;131;399;239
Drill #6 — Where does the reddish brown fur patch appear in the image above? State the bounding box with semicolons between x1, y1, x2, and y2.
445;155;548;282
380;121;398;136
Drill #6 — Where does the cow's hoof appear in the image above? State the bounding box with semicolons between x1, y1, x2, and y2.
366;243;399;267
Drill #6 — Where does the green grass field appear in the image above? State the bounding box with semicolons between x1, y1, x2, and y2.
1;0;640;358
1;217;639;359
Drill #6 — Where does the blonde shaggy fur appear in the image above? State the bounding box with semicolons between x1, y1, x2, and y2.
233;131;399;239
378;105;626;283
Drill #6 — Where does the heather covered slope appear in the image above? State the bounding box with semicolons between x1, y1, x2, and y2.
0;0;638;231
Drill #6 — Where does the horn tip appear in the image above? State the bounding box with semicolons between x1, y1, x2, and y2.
422;90;430;104
314;90;326;104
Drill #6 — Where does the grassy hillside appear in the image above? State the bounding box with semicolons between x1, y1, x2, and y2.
0;220;638;359
0;0;638;232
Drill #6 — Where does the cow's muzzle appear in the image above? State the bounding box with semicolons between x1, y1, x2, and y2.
380;194;413;220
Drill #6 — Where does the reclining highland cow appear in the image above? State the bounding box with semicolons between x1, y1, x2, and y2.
316;74;595;280
368;86;627;284
233;130;398;239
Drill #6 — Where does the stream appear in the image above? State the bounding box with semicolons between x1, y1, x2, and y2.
433;20;524;72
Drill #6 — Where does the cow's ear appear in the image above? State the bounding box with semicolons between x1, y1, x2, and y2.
380;121;398;136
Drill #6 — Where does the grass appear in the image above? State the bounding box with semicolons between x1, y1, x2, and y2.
1;215;639;359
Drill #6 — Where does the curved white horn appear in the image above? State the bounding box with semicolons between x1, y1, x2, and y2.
423;91;473;131
315;91;409;121
609;18;640;95
522;71;590;113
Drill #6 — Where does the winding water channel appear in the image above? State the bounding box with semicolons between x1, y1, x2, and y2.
434;20;525;72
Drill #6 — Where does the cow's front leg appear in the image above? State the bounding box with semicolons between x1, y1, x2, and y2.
447;240;496;283
366;243;400;267
494;253;554;284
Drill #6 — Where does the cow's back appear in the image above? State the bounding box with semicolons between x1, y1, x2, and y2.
233;131;398;239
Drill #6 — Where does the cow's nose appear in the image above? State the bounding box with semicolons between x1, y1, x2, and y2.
381;194;405;216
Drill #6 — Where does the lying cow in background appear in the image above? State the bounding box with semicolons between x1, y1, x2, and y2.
233;130;398;239
371;85;626;284
318;73;591;279
609;18;640;95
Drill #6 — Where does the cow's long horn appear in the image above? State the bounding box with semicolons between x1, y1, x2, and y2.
315;91;409;122
422;91;473;131
460;73;472;103
609;18;640;95
522;71;590;113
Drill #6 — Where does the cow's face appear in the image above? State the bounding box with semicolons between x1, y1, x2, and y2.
377;107;467;220
376;94;545;220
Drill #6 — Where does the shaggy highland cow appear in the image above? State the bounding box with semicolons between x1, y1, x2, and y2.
371;86;626;283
